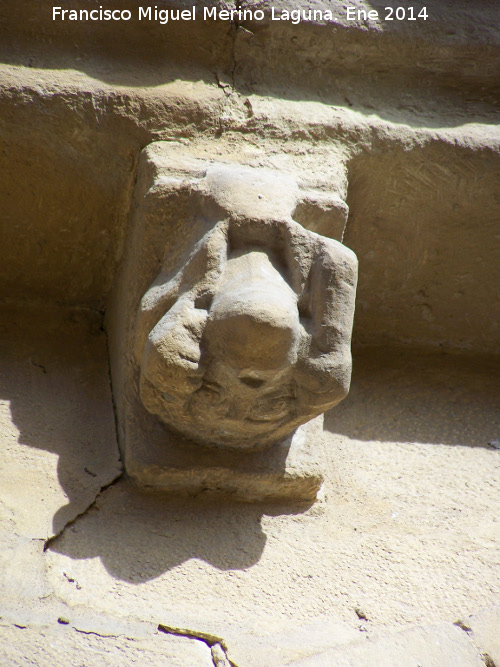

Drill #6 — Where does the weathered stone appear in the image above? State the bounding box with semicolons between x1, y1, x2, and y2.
0;306;121;616
223;618;362;666
0;307;121;537
42;348;500;666
0;621;213;667
108;142;357;499
1;3;499;665
127;415;325;503
467;606;500;666
286;623;485;667
1;64;498;353
135;167;357;449
211;642;232;667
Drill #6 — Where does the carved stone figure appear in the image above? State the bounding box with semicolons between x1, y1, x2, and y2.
107;146;358;499
134;164;358;450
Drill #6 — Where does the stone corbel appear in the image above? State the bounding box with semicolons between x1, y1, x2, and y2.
107;142;357;502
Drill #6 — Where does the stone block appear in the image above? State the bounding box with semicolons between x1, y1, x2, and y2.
286;623;485;667
107;142;357;501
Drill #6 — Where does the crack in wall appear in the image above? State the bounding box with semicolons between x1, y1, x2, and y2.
158;624;237;667
42;315;126;553
214;71;232;97
43;471;123;553
211;16;239;139
213;2;245;98
454;620;498;667
211;642;234;667
74;627;121;639
229;0;241;89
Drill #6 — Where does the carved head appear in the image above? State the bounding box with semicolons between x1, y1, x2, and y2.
134;168;357;449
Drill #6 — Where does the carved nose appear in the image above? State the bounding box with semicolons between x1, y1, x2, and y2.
206;251;300;371
207;300;298;371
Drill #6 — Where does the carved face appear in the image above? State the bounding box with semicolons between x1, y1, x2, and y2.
136;218;357;449
188;249;301;438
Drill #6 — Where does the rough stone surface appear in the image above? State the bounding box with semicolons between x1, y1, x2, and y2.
0;621;213;667
108;143;356;499
0;316;498;665
286;623;485;666
37;347;499;666
127;416;326;503
0;306;121;543
0;65;497;352
1;2;499;664
135;160;357;448
467;606;500;666
0;306;121;623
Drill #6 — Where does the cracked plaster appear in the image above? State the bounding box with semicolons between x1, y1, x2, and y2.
0;307;121;620
0;621;214;667
0;306;498;665
12;342;494;666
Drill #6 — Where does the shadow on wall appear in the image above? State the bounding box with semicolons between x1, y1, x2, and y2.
324;346;500;449
1;47;497;131
1;1;499;129
46;482;312;583
0;307;314;581
2;309;497;582
343;144;500;356
0;308;123;533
